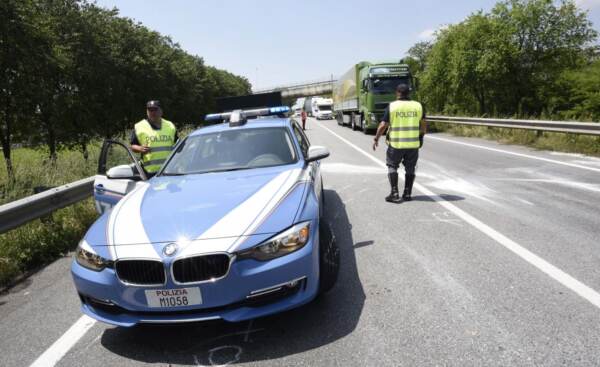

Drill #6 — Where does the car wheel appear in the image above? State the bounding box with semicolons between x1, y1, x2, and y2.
318;219;339;294
336;112;343;126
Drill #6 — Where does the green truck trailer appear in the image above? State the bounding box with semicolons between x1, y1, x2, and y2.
333;60;414;133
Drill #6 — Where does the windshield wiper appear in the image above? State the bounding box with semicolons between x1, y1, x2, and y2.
186;167;249;175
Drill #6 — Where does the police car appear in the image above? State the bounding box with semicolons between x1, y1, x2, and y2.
71;106;339;327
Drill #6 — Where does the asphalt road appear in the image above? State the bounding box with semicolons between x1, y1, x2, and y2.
2;117;600;366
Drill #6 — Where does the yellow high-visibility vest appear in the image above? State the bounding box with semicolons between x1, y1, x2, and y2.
134;119;176;173
388;100;422;149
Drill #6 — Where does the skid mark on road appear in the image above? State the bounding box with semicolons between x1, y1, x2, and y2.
321;162;385;175
315;122;600;310
493;178;600;193
416;212;464;227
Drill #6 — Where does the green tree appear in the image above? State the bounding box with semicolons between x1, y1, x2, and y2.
418;0;597;118
0;0;41;181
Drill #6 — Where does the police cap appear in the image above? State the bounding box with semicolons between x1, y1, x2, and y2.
146;100;161;109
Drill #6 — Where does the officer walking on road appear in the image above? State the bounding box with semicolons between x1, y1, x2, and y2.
301;108;307;130
130;100;178;177
372;84;426;203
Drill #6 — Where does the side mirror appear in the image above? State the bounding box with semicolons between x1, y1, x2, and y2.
107;164;137;179
305;146;330;163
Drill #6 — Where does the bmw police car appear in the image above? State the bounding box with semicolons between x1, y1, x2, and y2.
71;106;339;327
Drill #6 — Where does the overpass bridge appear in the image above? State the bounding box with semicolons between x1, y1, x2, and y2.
253;77;337;98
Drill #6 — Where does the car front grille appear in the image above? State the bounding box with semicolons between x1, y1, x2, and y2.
115;260;165;285
172;254;230;283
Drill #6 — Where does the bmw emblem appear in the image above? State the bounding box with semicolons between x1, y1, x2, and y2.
163;243;178;257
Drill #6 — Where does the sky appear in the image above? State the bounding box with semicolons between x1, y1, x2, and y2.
94;0;600;91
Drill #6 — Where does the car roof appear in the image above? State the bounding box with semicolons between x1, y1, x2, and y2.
188;117;294;137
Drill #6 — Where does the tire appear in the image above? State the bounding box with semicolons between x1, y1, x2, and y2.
351;113;357;130
336;112;343;126
318;219;339;294
361;115;369;134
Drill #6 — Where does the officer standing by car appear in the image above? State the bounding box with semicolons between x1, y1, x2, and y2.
130;100;178;177
372;84;426;203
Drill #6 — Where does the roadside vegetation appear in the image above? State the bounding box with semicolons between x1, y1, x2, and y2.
404;0;600;153
0;0;250;289
0;144;100;288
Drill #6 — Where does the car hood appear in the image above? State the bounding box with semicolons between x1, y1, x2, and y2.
106;166;306;256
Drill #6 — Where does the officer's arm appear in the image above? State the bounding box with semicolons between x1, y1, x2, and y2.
131;145;148;154
130;131;149;153
374;121;389;143
375;106;391;143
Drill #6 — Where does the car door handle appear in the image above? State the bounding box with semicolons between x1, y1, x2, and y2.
95;184;105;193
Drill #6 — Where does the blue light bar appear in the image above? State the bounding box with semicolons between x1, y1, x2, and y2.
269;106;290;114
204;106;290;124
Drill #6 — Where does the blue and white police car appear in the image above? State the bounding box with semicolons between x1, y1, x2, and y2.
71;106;339;327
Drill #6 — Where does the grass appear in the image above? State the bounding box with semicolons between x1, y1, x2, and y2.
0;143;104;289
0;200;98;288
0;143;102;205
429;122;600;157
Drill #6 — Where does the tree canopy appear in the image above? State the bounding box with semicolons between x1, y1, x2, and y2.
1;0;251;179
410;0;598;120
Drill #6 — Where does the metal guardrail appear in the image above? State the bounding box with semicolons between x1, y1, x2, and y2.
0;176;94;234
427;115;600;136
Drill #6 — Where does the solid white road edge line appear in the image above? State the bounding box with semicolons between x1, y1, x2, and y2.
29;315;97;367
427;135;600;173
316;122;600;309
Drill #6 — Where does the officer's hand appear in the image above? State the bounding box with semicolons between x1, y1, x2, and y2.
141;145;151;153
419;134;424;148
372;138;378;151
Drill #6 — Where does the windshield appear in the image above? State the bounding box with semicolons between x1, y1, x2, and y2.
317;104;332;112
162;127;297;175
370;77;410;94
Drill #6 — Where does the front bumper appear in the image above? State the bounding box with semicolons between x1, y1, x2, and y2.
316;113;332;120
71;239;319;327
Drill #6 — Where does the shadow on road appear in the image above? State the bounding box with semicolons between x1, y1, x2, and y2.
100;189;365;365
410;194;465;202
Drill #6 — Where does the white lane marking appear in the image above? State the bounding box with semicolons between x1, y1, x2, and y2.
427;135;600;173
316;122;600;309
29;315;97;367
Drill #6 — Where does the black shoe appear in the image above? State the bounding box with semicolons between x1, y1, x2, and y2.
403;174;415;201
385;191;402;203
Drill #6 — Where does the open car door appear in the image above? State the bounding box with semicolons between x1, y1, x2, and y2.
94;139;148;214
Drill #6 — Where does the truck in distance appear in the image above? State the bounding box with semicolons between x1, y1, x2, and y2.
312;97;333;120
333;60;414;133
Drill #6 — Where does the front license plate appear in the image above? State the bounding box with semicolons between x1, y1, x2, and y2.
145;287;202;308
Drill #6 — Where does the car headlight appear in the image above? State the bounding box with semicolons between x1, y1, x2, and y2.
237;221;310;261
75;240;112;271
370;114;377;122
